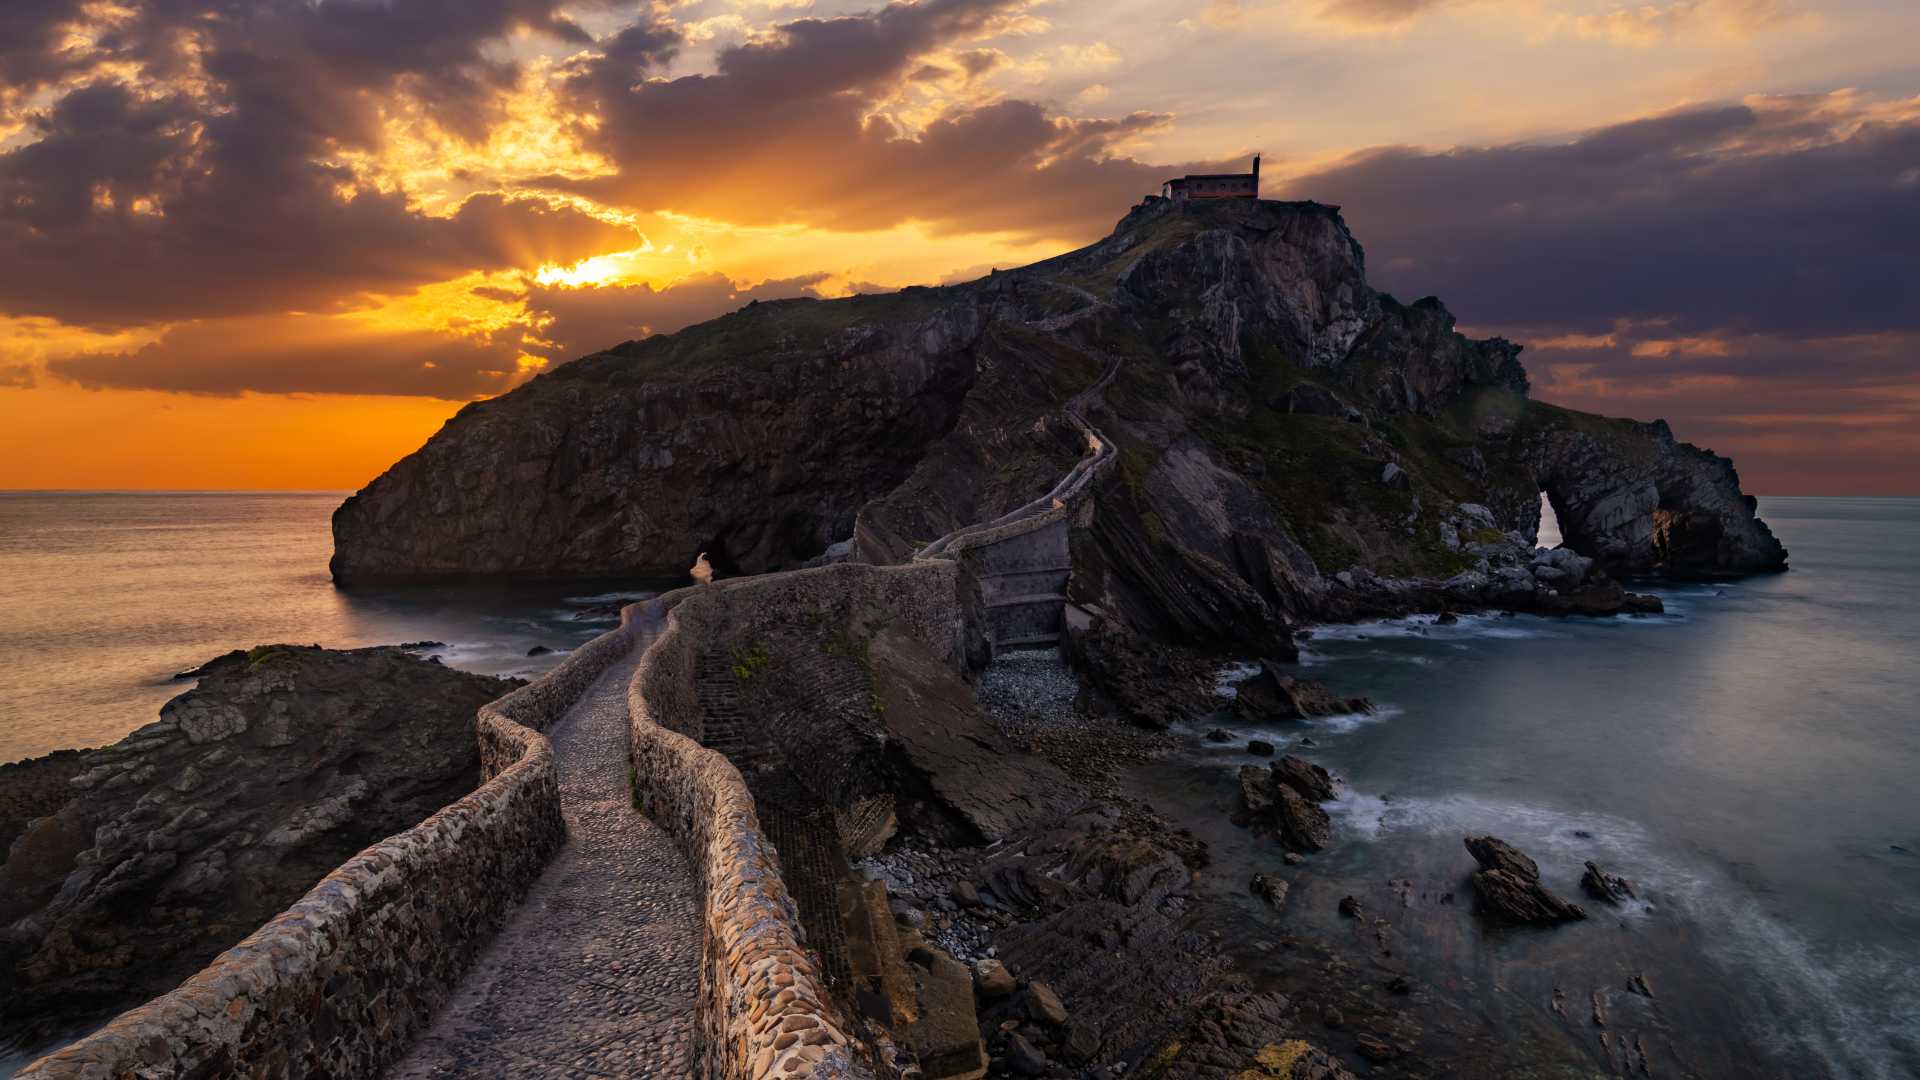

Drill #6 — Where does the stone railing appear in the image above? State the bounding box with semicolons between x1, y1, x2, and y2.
626;561;963;1080
18;619;644;1080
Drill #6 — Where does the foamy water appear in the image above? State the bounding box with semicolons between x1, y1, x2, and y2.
1153;497;1920;1079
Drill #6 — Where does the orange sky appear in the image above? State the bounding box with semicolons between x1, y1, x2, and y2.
2;0;1916;494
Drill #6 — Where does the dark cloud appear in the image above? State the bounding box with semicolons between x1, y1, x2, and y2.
0;1;625;327
559;1;1207;238
524;273;841;365
0;0;88;99
1281;98;1920;340
0;363;36;389
49;315;530;398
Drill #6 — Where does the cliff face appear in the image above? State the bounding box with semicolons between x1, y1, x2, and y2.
332;196;1785;636
0;646;517;1048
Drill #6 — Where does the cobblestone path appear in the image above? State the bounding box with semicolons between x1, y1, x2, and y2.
387;645;701;1079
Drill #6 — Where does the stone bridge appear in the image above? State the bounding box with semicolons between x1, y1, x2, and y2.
18;359;1120;1080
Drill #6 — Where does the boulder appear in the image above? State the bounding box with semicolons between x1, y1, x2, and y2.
972;958;1016;999
1247;739;1275;757
1235;758;1337;853
1005;1032;1048;1076
1270;754;1339;803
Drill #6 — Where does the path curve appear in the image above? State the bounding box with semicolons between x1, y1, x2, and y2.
386;645;700;1079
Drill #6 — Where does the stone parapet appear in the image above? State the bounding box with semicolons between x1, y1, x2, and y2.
17;620;643;1080
627;561;963;1079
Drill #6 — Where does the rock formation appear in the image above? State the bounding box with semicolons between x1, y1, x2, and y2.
0;645;517;1046
1236;756;1341;853
1462;835;1586;924
1232;661;1373;722
333;196;1786;645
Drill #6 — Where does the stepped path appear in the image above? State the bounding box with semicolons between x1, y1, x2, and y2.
386;633;699;1080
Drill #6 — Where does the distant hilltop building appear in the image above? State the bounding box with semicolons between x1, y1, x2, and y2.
1160;155;1259;200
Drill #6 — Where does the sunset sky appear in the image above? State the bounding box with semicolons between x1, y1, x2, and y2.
1;0;1914;494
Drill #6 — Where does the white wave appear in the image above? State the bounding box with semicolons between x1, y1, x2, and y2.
1701;895;1920;1080
1305;702;1403;734
562;590;655;605
1213;660;1265;698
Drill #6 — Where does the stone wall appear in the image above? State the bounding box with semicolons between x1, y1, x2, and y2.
627;561;963;1080
17;620;642;1080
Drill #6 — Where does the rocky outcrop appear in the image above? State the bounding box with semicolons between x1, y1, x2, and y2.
1524;408;1788;577
1232;661;1373;722
1236;756;1340;853
1462;836;1586;925
333;196;1784;644
0;646;517;1046
331;296;981;582
1580;860;1638;905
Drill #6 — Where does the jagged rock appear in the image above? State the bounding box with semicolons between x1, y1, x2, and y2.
1471;869;1587;924
1236;759;1337;853
1233;661;1372;722
1338;896;1363;918
1580;861;1638;905
1270;755;1339;803
1463;836;1586;924
1464;835;1539;881
0;646;518;1045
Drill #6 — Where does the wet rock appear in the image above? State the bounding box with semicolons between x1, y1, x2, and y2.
1205;727;1235;743
1463;835;1539;881
1470;869;1587;924
526;644;553;656
951;880;982;909
1338;896;1363;918
1435;611;1459;625
1247;739;1276;757
1580;860;1638;905
1233;661;1373;722
1235;766;1333;853
1249;873;1290;908
1270;755;1339;803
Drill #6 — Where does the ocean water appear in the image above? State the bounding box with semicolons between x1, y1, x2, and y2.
1132;496;1920;1078
0;492;669;764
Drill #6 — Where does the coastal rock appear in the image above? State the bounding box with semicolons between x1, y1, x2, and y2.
0;645;518;1047
1463;836;1586;924
1233;661;1373;722
1464;835;1539;881
1250;873;1290;908
1580;861;1638;905
1236;759;1336;853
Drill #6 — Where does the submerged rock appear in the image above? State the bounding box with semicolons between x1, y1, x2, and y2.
0;645;519;1046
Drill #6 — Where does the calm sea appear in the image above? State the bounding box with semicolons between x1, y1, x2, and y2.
0;492;666;764
1133;496;1920;1079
